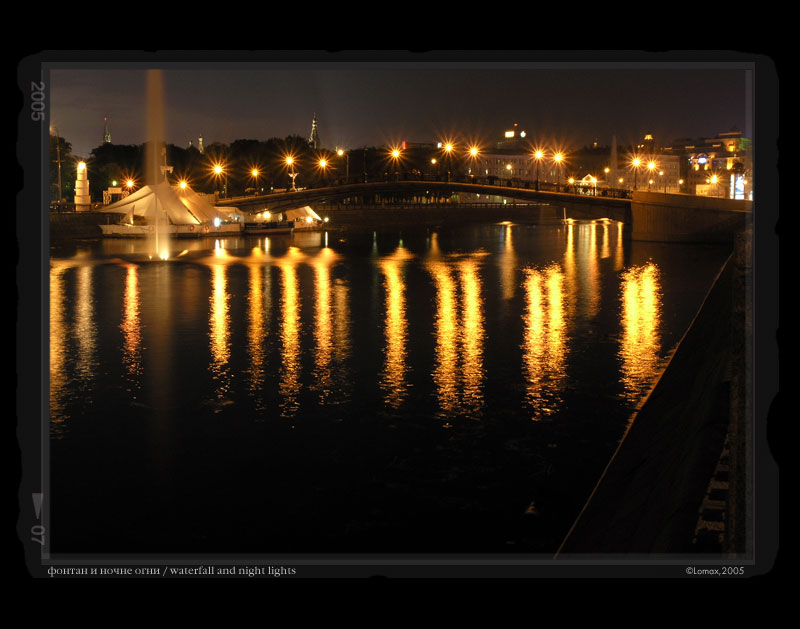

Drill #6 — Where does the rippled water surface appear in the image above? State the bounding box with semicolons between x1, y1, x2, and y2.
49;221;731;553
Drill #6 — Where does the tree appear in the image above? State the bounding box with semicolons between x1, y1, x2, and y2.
49;135;72;201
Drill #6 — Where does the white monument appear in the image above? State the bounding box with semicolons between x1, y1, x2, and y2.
74;161;91;211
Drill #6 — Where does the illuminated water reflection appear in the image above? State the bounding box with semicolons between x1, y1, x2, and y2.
378;247;413;409
120;264;143;398
277;247;304;418
47;223;727;554
426;245;486;419
522;264;567;419
619;262;663;402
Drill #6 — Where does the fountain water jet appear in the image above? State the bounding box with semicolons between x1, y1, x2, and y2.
145;70;171;259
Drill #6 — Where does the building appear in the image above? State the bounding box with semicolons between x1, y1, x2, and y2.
664;129;753;199
103;117;111;144
496;123;531;151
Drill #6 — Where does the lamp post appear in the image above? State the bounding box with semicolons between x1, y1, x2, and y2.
251;168;260;196
553;152;563;189
468;146;479;181
337;148;349;182
318;158;329;186
213;163;225;198
443;142;454;182
632;158;641;189
659;170;666;193
710;174;720;197
647;160;657;191
286;156;297;191
390;148;401;181
533;149;544;191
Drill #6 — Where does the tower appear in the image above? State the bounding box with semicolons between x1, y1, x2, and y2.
198;135;205;154
74;160;91;211
308;114;321;149
103;116;111;144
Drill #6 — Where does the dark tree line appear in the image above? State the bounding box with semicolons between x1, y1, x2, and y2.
49;134;489;203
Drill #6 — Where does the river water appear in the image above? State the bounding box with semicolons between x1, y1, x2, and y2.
48;220;731;554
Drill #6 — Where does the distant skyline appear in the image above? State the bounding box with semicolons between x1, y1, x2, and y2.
48;54;753;158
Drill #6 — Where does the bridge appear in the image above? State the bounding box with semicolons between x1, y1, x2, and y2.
217;176;752;243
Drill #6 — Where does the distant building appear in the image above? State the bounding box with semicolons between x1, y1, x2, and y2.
103;117;111;144
496;123;529;150
198;136;205;154
664;129;753;199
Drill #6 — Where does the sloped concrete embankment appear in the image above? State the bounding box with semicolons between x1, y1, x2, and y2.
556;234;748;556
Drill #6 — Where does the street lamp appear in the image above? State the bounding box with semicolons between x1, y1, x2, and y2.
659;170;666;193
318;158;329;185
631;157;641;189
337;148;350;182
647;160;657;190
553;152;563;189
389;147;402;181
212;163;227;198
467;146;480;180
251;168;260;195
443;142;454;181
285;156;297;191
710;174;720;197
533;149;545;190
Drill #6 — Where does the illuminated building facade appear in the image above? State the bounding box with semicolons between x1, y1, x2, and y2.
665;130;753;199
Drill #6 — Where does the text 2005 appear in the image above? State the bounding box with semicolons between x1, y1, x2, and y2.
31;81;45;121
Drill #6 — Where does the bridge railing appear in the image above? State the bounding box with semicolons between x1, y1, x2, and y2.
267;173;634;200
222;174;635;202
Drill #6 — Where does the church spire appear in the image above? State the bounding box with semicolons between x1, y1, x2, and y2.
308;113;321;149
103;116;111;144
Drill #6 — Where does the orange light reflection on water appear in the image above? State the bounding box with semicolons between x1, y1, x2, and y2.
522;264;567;419
619;262;663;403
378;247;413;409
277;247;304;417
120;265;143;396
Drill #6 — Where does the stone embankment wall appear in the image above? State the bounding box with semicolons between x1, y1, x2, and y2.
630;190;751;243
49;212;109;240
556;228;753;556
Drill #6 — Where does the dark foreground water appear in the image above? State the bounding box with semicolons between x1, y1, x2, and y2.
48;220;731;554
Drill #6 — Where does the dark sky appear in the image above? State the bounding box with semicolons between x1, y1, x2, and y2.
49;58;752;158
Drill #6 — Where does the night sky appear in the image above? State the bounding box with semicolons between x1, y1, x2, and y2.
48;55;752;158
